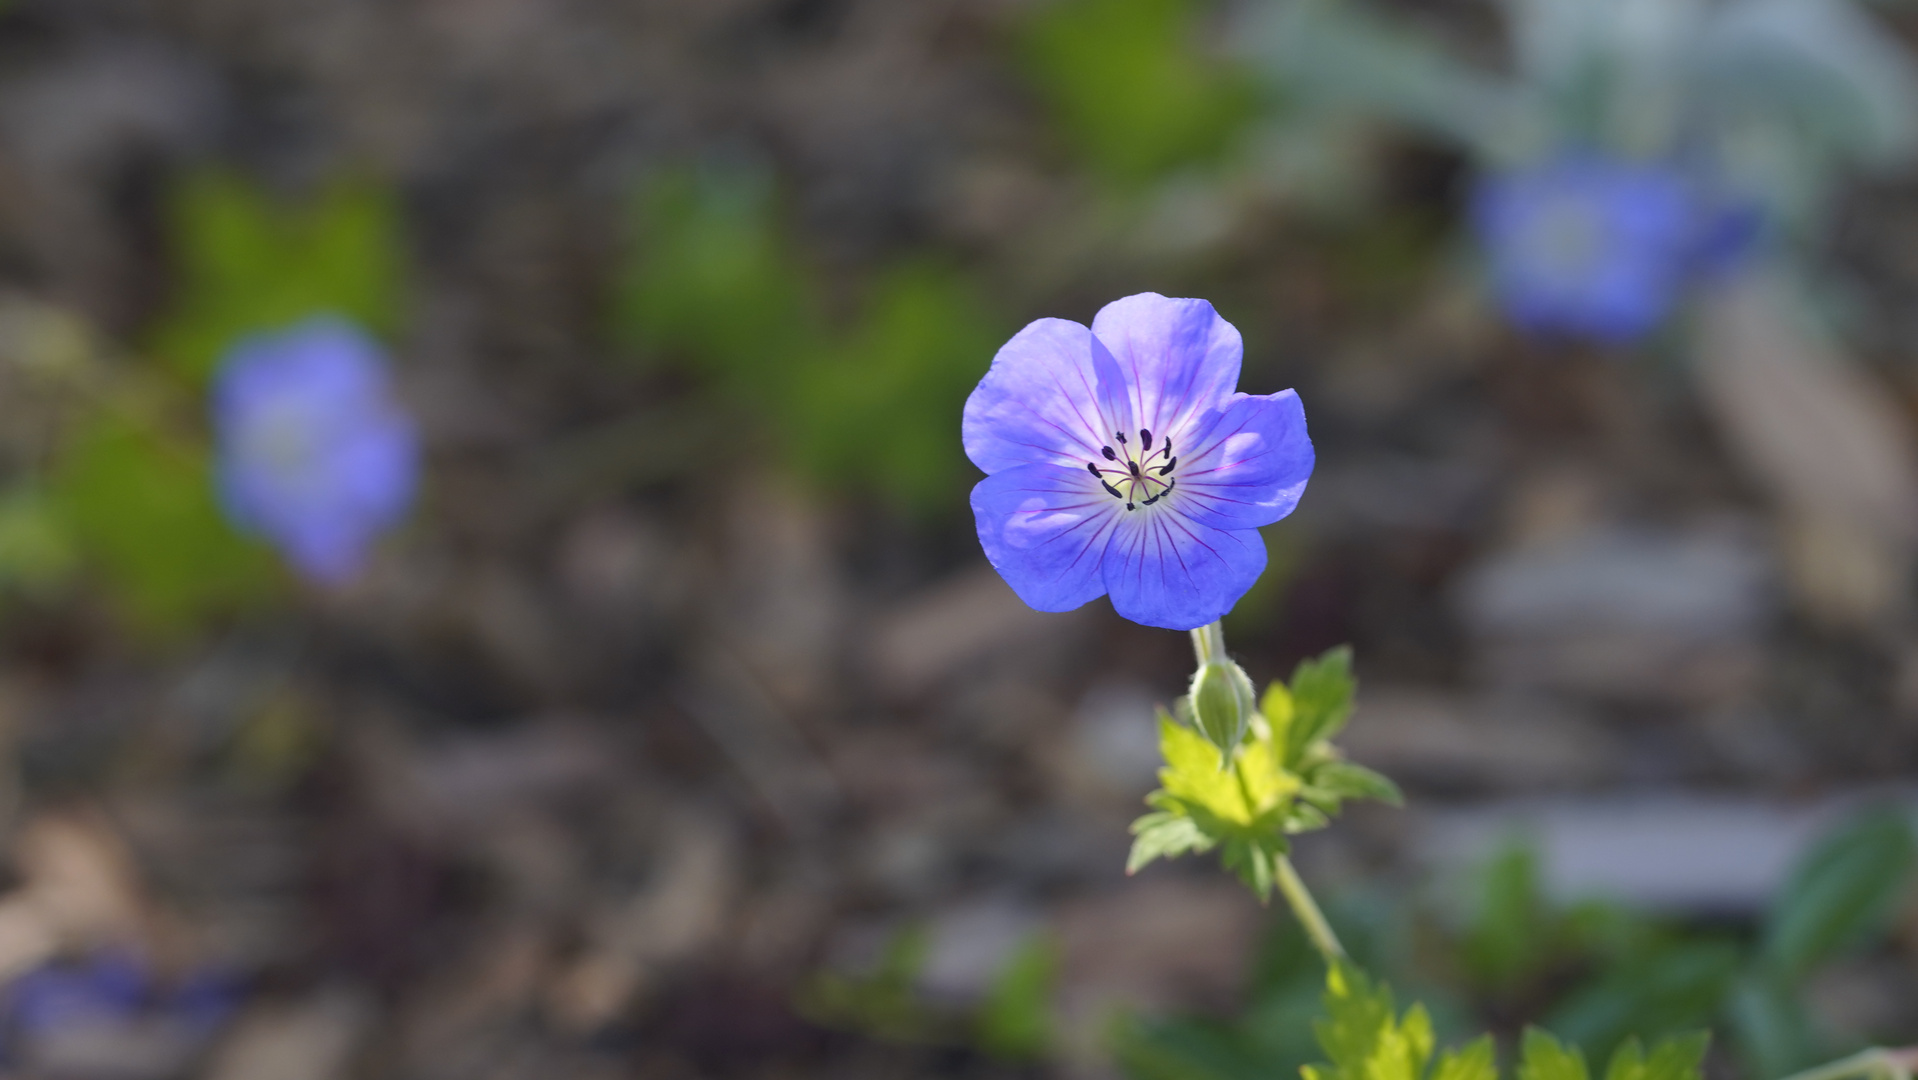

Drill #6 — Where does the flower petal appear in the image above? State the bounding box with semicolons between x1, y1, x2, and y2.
971;462;1122;612
1172;390;1314;531
963;318;1134;474
1101;511;1267;631
1090;293;1243;438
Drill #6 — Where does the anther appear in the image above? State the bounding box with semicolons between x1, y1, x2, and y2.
1143;493;1162;506
1101;481;1124;500
1102;446;1117;461
1116;431;1127;444
1163;438;1172;456
1165;478;1176;492
1158;457;1177;475
1087;462;1101;477
1126;502;1135;511
1141;429;1153;450
1128;461;1141;477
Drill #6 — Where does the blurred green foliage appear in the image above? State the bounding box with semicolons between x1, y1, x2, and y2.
1119;809;1918;1080
616;166;1005;513
1018;0;1257;184
977;934;1059;1060
796;923;943;1044
151;170;404;384
51;405;277;635
1303;964;1708;1080
797;923;1060;1061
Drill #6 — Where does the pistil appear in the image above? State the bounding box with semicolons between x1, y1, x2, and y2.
1088;427;1179;510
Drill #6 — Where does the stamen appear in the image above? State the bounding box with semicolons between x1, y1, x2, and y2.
1143;493;1162;506
1126;502;1135;511
1128;461;1141;477
1141;429;1153;450
1158;457;1177;475
1116;431;1127;444
1102;446;1117;461
1165;478;1176;492
1163;438;1172;457
1087;462;1101;477
1101;481;1124;500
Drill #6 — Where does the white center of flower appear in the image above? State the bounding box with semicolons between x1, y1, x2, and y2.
1527;195;1605;277
1086;427;1177;511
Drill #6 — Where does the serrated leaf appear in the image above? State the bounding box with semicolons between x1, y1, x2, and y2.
1156;713;1298;828
1307;964;1443;1080
1761;807;1916;984
1304;761;1404;808
1127;812;1212;874
1433;1036;1499;1080
1285;647;1356;765
1639;1033;1710;1080
1519;1029;1590;1080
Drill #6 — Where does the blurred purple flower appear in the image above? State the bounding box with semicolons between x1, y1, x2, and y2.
0;950;242;1065
1471;152;1757;343
963;293;1314;631
213;316;419;584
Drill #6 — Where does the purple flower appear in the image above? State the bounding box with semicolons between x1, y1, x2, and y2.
0;950;242;1066
213;316;419;585
963;293;1314;631
1471;152;1756;343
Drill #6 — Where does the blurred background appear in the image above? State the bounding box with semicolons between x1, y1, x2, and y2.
3;0;1918;1077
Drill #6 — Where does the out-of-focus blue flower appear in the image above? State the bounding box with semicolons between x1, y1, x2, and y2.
1471;152;1757;343
213;316;419;584
0;950;243;1066
963;293;1314;631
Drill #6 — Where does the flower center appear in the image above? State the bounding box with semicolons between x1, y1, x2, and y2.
1086;427;1177;511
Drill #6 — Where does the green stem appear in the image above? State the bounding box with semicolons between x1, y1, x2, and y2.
1190;620;1228;667
1276;854;1346;964
1781;1049;1918;1080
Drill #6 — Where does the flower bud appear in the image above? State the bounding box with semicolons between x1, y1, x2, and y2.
1189;659;1257;754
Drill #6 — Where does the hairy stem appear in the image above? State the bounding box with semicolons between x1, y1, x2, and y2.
1277;854;1346;964
1190;620;1228;667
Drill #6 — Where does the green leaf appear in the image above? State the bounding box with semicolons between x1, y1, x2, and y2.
794;923;942;1044
1285;646;1356;765
1461;844;1556;996
1725;976;1826;1080
1761;807;1916;983
1018;0;1256;184
1304;964;1443;1080
1543;939;1738;1060
1519;1029;1589;1080
0;485;79;595
1433;1037;1499;1080
1127;811;1213;874
1302;760;1403;811
785;261;1005;511
614;164;817;385
978;934;1057;1061
152;170;404;384
50;409;279;636
1638;1034;1710;1080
